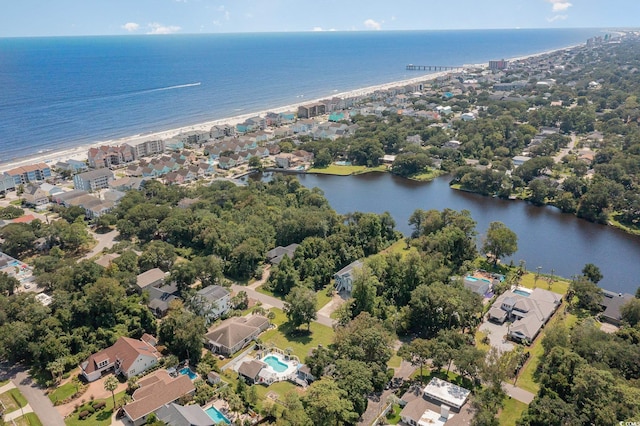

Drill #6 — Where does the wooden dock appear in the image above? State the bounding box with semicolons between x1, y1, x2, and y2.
406;65;463;71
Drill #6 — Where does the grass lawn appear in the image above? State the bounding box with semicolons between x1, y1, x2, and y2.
308;164;386;176
499;397;528;426
256;285;277;299
409;169;444;182
254;380;301;402
518;273;569;295
474;330;490;352
0;388;28;414
515;308;576;394
316;284;333;310
386;404;402;424
48;381;81;404
64;390;125;426
0;379;9;386
260;308;334;360
13;413;43;426
388;354;402;369
380;239;416;258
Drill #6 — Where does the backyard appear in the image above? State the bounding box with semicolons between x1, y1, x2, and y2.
259;308;334;360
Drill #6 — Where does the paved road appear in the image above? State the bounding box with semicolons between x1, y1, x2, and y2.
503;382;535;404
82;228;119;260
1;367;65;426
231;284;336;327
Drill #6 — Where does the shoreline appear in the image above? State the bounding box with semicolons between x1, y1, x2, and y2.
0;40;585;174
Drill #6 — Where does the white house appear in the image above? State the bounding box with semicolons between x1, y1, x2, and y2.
80;335;160;382
193;285;231;322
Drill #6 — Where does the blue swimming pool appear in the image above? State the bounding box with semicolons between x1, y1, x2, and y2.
513;289;531;297
335;161;352;166
179;367;197;380
205;406;231;424
8;260;21;267
263;355;289;373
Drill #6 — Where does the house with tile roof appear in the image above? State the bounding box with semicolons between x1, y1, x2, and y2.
122;370;195;426
80;335;160;382
205;315;270;356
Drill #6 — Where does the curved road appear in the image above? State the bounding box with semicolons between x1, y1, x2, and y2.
0;365;65;426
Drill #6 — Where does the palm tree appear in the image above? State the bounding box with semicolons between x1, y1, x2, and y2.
284;347;293;360
103;376;119;409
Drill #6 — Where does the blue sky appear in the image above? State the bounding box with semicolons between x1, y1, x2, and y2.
2;0;639;37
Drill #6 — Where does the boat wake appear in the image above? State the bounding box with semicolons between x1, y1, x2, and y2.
139;82;202;95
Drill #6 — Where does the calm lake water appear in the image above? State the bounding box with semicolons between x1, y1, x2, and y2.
272;172;640;294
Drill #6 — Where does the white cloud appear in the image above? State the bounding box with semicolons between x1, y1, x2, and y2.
121;22;140;32
391;16;397;21
364;19;381;31
547;14;568;22
312;27;324;32
546;0;572;12
146;23;182;35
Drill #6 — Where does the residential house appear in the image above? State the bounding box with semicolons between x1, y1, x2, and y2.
193;285;231;321
205;315;270;356
217;157;236;170
147;282;180;318
80;335;160;382
463;276;492;295
122;370;195;426
5;163;51;185
488;287;562;343
512;155;532;167
292;150;313;163
334;260;363;294
0;174;16;193
136;268;167;292
237;359;267;385
207;372;221;386
155;403;215;426
54;159;89;174
599;290;634;326
51;190;89;207
274;126;293;138
274;153;295;169
73;168;114;191
461;112;476;121
66;193;115;219
38;182;65;197
210;124;235;139
164;138;185;152
22;185;49;208
109;177;147;191
265;243;299;265
444;140;462;150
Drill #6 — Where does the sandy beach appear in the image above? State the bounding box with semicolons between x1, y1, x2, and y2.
0;41;584;174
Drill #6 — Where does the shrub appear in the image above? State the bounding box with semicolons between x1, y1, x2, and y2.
79;410;90;419
93;401;106;410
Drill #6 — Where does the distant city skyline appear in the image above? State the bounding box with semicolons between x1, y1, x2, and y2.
2;0;639;37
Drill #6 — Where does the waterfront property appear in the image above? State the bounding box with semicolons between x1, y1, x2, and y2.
80;334;160;382
599;290;635;325
334;260;363;295
487;287;562;343
4;163;51;185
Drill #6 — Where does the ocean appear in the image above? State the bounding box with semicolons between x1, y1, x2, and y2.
0;28;600;163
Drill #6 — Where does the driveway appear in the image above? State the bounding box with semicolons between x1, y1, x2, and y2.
0;365;65;426
479;321;514;352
